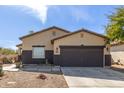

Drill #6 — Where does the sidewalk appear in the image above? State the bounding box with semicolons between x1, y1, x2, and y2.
3;64;19;71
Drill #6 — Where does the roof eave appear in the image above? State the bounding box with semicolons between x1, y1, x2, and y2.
16;44;22;47
19;26;70;40
51;29;108;43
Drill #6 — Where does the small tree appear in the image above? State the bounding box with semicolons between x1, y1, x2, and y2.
0;47;16;55
0;62;4;77
106;7;124;43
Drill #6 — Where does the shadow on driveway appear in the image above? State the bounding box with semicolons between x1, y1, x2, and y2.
20;65;62;75
61;67;124;82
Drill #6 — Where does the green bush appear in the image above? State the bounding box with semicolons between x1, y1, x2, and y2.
0;47;17;64
1;57;11;64
0;64;4;77
3;57;10;63
15;62;21;68
0;55;18;64
0;47;17;55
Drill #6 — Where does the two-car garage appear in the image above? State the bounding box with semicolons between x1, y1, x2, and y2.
59;46;104;67
53;29;111;67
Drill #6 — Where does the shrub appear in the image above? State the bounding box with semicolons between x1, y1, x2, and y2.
0;63;4;77
0;55;18;64
15;62;21;68
3;57;10;64
0;47;17;55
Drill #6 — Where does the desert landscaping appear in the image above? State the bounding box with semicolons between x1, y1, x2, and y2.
0;71;68;88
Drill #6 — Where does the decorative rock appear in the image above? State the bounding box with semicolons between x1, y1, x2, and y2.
37;74;47;80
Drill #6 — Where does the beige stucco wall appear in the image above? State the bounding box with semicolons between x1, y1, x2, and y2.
22;28;69;50
110;44;124;64
54;31;108;55
111;44;124;51
104;44;111;55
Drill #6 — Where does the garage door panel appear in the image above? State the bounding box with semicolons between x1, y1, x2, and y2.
84;49;103;66
61;49;82;66
60;46;103;67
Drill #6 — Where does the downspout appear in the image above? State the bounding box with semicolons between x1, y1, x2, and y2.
103;48;105;68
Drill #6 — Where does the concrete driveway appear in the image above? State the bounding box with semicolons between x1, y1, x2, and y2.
61;67;124;87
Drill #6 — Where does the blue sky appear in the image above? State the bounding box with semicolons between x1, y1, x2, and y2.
0;5;121;49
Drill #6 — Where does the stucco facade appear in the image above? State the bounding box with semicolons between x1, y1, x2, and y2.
17;26;111;66
53;31;107;55
111;44;124;64
21;28;69;50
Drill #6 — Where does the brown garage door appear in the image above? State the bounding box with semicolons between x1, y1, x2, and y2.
60;46;104;67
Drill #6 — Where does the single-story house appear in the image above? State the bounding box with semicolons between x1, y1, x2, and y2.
110;42;124;64
16;26;111;67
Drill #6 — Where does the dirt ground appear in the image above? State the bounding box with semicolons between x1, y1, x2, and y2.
0;71;68;88
111;64;124;73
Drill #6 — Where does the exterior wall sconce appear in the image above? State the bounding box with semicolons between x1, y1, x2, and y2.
81;44;84;46
106;47;109;52
106;44;110;52
56;47;59;53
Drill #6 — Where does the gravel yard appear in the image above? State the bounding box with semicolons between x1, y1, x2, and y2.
0;71;68;88
111;64;124;73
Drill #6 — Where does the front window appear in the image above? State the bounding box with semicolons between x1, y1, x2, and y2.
32;46;45;58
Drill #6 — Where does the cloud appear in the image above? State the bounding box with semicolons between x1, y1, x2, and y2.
48;6;93;23
4;1;49;24
0;40;17;50
23;4;48;24
0;0;50;23
0;40;15;43
69;6;93;22
8;45;17;50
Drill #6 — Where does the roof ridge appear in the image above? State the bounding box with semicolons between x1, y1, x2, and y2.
51;28;108;43
79;28;107;38
19;26;70;40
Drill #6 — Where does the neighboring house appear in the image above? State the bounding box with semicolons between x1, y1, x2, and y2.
16;26;111;67
110;42;124;64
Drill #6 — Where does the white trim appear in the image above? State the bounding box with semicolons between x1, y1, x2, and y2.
32;47;45;59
